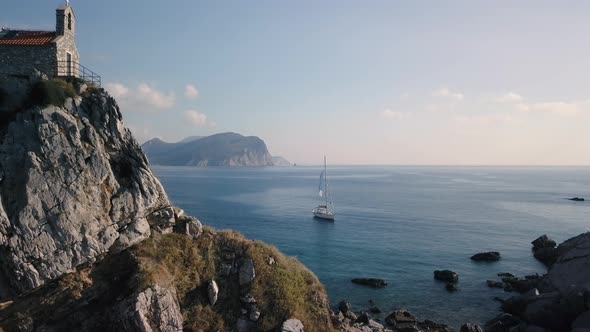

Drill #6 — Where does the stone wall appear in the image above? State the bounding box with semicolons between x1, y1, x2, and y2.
0;45;57;78
55;35;79;77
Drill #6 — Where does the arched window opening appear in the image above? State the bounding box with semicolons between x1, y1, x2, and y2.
67;13;72;30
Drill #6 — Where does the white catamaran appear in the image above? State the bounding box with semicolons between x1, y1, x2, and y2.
313;156;335;221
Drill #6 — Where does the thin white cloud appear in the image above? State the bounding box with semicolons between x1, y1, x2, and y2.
454;114;514;126
185;84;199;99
105;82;129;98
184;110;209;126
516;101;580;115
136;83;175;109
105;82;175;112
380;109;406;120
494;92;524;103
432;87;464;101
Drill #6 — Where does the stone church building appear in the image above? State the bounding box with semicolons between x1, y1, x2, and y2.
0;1;80;79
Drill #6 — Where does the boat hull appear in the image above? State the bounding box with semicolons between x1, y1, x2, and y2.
313;209;335;221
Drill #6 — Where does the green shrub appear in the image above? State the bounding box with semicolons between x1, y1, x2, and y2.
28;79;77;107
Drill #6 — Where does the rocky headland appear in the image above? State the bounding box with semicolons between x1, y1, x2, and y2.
142;133;275;167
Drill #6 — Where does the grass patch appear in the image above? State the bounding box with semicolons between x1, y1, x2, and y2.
0;229;333;331
28;79;77;107
132;230;333;332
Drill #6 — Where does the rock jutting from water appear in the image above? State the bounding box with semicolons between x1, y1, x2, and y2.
434;270;459;283
351;278;388;287
470;251;501;262
531;234;558;266
332;302;455;332
484;232;590;332
567;197;585;201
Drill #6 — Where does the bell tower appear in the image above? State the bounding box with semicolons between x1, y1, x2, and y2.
56;0;75;36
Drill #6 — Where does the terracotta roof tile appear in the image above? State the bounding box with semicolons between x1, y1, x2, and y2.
0;30;56;46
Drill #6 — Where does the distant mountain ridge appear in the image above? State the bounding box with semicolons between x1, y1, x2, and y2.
142;132;278;167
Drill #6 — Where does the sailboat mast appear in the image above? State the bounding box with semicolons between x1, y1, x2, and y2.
324;156;328;206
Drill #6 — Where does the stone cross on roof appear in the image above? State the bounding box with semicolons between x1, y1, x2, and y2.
66;0;70;6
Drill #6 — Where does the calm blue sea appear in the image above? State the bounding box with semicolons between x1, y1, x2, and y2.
152;166;590;327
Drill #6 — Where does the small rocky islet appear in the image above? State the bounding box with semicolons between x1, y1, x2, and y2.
0;76;589;331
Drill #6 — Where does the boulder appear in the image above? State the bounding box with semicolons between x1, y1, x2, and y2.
460;323;482;332
356;312;371;324
239;258;256;286
547;233;590;292
385;309;417;327
339;300;352;313
470;251;501;262
351;278;388;287
207;280;218;305
368;319;385;331
249;310;261;322
116;285;183;332
532;235;557;250
183;216;203;239
281;318;304;332
434;270;459;283
146;206;176;233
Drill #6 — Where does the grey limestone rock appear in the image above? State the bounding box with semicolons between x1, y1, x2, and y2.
239;258;256;286
208;279;219;305
281;318;304;332
116;285;183;332
0;88;173;293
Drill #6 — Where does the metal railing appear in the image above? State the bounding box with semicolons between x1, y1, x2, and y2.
54;61;101;87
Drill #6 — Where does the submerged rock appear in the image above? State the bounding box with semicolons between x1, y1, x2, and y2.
351;278;388;287
446;282;459;292
434;270;459;283
471;251;501;262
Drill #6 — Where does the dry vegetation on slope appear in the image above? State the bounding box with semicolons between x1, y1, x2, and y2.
0;228;333;332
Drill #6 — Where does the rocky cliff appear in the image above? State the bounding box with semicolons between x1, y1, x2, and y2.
0;78;332;332
0;81;175;294
142;133;274;167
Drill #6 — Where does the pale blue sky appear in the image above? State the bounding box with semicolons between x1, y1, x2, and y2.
4;1;590;164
